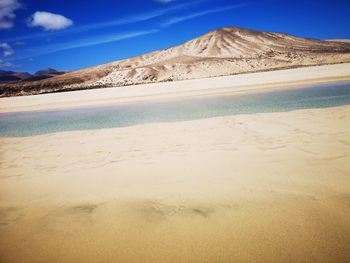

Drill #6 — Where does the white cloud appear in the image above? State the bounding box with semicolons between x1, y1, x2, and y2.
0;58;14;67
0;0;21;29
28;11;73;31
0;42;14;56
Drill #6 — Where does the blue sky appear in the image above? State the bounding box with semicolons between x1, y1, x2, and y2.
1;0;350;73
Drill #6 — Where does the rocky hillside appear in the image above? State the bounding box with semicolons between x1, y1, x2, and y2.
1;26;350;97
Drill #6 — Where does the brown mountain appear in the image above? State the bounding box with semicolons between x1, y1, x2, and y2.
0;70;32;82
1;26;350;97
0;68;66;83
27;68;66;81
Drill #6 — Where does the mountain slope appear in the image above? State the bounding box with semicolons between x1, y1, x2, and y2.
1;26;350;97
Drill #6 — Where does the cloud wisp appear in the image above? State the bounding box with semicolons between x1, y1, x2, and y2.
161;4;245;27
27;11;73;31
42;30;159;53
153;0;177;3
0;0;21;29
0;42;14;56
8;29;159;61
0;58;15;67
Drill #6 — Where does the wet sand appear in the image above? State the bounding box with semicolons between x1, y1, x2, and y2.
1;105;350;262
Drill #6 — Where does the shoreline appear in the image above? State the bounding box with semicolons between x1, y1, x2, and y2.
1;62;350;113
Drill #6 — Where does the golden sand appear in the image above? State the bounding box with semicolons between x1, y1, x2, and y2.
1;105;350;262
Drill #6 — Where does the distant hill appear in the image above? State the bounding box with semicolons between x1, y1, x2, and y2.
0;68;66;83
0;70;32;82
34;68;64;77
1;26;350;97
28;68;66;81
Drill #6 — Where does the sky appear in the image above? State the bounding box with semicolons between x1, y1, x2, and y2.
0;0;350;73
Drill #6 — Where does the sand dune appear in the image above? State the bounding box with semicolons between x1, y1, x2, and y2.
1;106;350;262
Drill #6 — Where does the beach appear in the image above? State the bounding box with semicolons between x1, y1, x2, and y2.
1;103;350;262
1;62;350;262
2;0;350;260
2;1;350;261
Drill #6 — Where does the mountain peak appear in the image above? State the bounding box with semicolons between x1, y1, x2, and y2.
209;26;261;36
34;68;59;76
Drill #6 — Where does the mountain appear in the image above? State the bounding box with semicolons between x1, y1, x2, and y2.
34;68;60;76
0;68;66;83
1;26;350;97
28;68;66;81
0;70;32;82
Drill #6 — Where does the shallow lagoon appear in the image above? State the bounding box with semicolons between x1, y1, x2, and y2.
1;82;350;137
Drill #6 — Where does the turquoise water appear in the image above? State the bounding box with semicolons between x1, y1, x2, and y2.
1;82;350;137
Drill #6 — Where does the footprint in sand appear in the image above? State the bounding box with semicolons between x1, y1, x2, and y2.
132;200;216;221
0;207;23;227
66;203;100;215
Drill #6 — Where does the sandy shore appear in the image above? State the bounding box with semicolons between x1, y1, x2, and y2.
1;105;350;262
1;62;350;113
